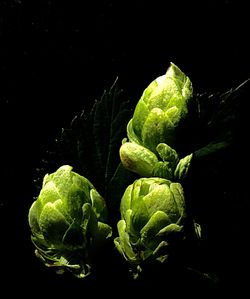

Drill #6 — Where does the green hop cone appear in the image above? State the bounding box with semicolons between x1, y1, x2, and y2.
128;62;192;151
120;62;193;180
114;177;192;277
28;165;112;278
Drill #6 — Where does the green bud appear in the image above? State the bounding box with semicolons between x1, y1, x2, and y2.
120;63;193;181
174;153;193;181
120;142;176;180
119;142;158;177
128;62;193;153
114;177;189;275
28;165;112;278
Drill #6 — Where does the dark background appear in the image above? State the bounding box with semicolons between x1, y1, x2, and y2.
1;0;249;297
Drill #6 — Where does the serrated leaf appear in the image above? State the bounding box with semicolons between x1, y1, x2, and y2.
90;78;132;193
176;79;250;158
34;78;133;212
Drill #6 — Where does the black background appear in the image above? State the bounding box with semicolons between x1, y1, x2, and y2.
1;0;249;297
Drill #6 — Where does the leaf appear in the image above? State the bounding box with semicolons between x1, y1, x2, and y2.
175;78;250;158
34;78;133;210
90;77;132;194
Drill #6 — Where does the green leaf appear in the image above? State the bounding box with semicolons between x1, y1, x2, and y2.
177;79;250;156
90;78;132;195
34;78;132;205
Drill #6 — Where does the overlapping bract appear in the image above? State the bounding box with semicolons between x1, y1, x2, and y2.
28;165;112;278
114;177;187;274
119;63;193;181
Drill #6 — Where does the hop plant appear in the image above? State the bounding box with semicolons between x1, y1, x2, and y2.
119;63;193;181
28;165;112;278
114;177;198;277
